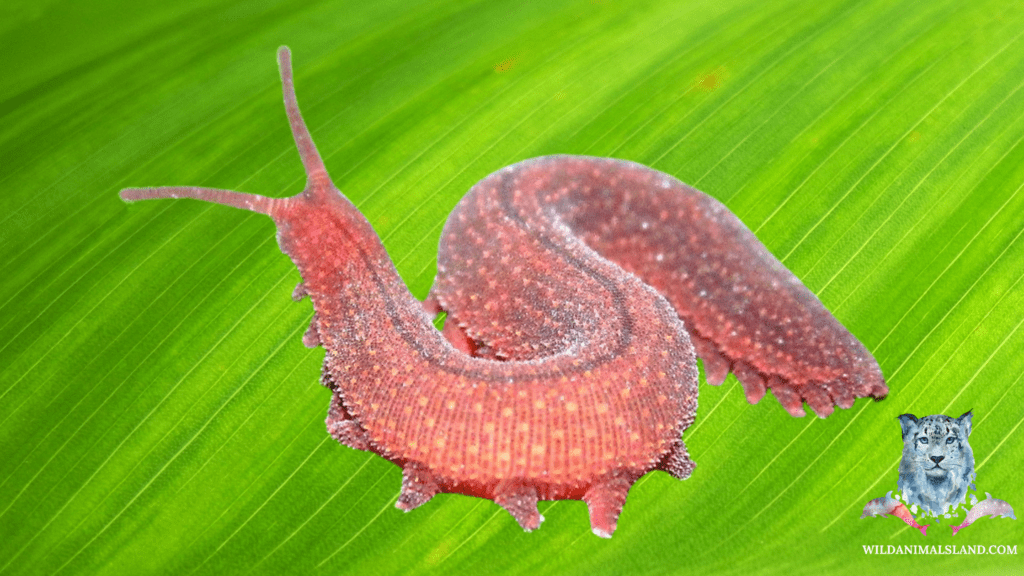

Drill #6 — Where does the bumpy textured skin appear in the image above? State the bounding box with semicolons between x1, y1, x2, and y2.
120;48;888;537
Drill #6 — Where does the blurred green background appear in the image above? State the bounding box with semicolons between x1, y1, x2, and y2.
2;0;1022;573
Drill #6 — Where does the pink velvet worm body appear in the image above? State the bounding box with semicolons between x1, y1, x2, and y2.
120;47;888;537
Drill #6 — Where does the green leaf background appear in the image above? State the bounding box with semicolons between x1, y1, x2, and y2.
2;0;1022;573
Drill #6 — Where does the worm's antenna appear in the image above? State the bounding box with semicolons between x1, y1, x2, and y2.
277;46;332;191
120;186;278;215
119;48;332;216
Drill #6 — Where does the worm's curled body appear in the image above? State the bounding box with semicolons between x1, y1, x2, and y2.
119;48;886;538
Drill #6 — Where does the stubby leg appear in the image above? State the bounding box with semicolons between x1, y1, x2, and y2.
293;282;322;348
325;392;371;451
396;462;439;512
302;315;321;348
494;483;544;531
584;473;634;538
768;377;806;417
732;361;766;405
690;332;731;386
657;439;696;481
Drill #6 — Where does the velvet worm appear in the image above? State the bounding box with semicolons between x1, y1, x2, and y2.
120;47;887;537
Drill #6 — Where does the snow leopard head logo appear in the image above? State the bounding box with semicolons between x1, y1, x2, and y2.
897;411;975;517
